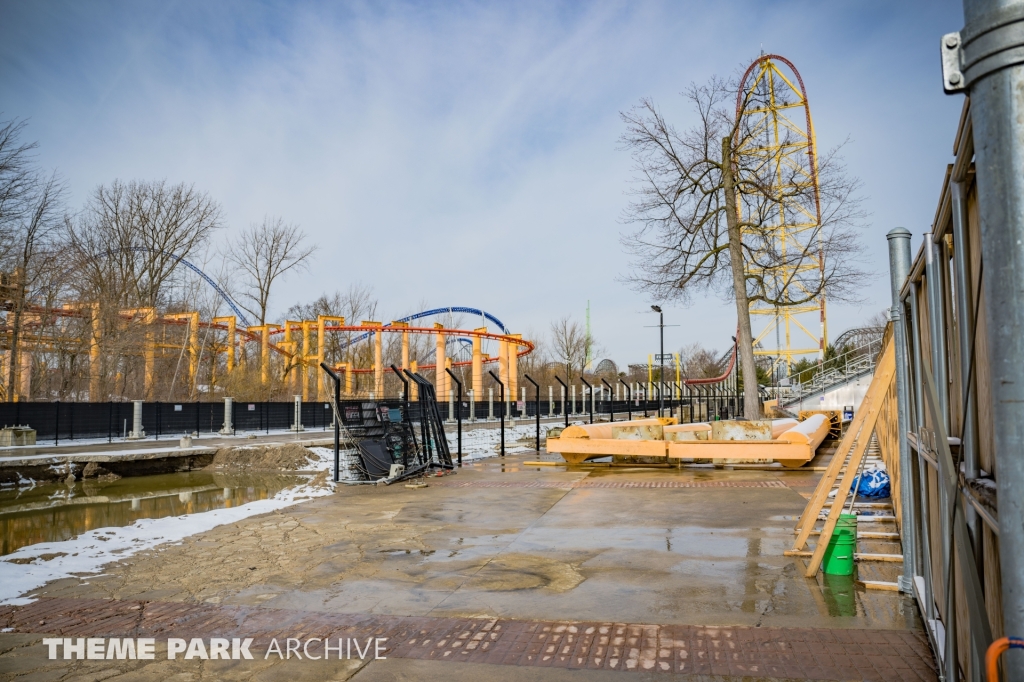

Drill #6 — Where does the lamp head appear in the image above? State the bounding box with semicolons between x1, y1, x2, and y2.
650;305;662;313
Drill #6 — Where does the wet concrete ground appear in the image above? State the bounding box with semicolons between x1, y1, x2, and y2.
0;451;932;680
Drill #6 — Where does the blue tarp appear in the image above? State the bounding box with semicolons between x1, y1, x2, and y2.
851;468;891;498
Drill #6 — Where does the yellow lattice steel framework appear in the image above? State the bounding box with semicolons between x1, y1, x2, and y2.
735;54;826;371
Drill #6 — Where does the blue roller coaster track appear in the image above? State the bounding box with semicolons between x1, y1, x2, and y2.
337;307;509;349
54;247;253;327
61;250;510;347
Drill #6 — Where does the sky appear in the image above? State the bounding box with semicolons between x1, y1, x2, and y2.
0;0;966;368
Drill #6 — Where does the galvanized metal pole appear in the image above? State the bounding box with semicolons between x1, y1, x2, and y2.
925;233;950;430
956;3;1024;672
908;284;937;627
887;228;917;592
925;233;959;682
951;181;984;560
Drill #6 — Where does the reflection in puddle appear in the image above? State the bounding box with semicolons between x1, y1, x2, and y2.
821;573;858;617
0;471;305;556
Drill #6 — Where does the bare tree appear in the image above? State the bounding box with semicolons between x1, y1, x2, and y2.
66;179;223;308
227;216;316;326
619;74;866;418
863;309;889;332
0;160;66;400
0;119;40;267
549;316;591;384
678;341;726;380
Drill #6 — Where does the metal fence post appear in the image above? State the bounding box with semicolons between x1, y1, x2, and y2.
618;378;632;421
602;378;614;422
489;371;505;457
580;377;594;424
525;374;540;453
320;362;341;482
554;376;569;427
445;368;463;466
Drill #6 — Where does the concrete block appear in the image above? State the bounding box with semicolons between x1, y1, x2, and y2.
711;420;772;441
0;426;36;446
664;423;711;441
612;424;664;440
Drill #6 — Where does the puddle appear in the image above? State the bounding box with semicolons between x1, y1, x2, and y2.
0;471;305;556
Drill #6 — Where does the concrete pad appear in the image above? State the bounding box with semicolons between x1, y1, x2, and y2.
1;452;929;679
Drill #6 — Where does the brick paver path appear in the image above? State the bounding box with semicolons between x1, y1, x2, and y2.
0;598;936;680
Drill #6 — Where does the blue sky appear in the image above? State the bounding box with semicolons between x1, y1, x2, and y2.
1;0;965;366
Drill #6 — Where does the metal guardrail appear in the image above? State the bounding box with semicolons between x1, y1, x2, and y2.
771;337;883;406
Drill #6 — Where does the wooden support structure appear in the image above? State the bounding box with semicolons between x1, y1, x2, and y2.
790;339;896;577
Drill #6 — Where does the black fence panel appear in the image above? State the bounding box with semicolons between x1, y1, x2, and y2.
300;401;333;431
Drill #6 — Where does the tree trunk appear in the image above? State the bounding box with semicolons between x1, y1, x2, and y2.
6;305;21;401
722;136;762;420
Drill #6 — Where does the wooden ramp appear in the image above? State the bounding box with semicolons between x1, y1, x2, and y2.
790;340;897;578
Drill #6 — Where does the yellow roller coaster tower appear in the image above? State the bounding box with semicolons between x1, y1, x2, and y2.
735;54;826;371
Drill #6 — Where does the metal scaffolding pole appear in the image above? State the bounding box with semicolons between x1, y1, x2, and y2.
887;228;917;592
944;1;1024;674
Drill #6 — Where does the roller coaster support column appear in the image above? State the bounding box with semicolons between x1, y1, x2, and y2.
363;321;384;398
509;334;520;398
410;361;419;400
315;315;345;400
317;317;326;400
260;326;270;384
498;337;509;390
213;316;236;373
445;368;463;466
472;328;485;399
301;321;311;401
944;3;1024;673
525;374;540;452
284;321;301;395
188;313;199;392
142;309;155;399
167;312;200;394
89;304;101;401
394;321;410;373
247;324;274;385
435;323;448;400
343;362;352;396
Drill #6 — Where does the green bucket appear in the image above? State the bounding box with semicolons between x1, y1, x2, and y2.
823;513;858;576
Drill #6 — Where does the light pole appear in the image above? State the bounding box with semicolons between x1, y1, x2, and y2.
651;305;664;416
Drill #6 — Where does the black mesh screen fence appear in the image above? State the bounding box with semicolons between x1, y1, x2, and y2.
0;391;744;444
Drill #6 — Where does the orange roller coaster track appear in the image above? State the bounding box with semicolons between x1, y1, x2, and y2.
1;302;533;403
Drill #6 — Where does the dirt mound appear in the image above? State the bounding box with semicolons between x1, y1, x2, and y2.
208;443;315;471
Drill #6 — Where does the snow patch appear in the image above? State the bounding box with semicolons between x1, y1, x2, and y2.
0;480;334;605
